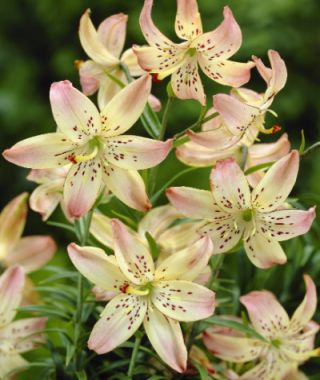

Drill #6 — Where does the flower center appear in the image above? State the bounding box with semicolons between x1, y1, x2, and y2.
242;208;253;222
187;48;197;57
271;338;282;348
124;282;153;296
69;137;102;164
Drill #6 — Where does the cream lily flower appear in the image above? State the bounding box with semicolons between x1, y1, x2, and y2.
0;266;47;379
133;0;254;105
3;76;172;218
68;218;215;373
78;10;161;111
203;275;319;380
167;151;316;268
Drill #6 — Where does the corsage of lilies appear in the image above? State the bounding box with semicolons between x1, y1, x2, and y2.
1;0;319;379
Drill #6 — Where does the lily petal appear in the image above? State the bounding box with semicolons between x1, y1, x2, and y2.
97;13;127;59
64;159;102;218
144;306;187;373
105;136;172;170
0;266;25;327
155;235;213;281
79;9;119;66
175;0;202;40
68;243;127;291
187;126;240;151
78;60;102;96
0;354;28;379
5;236;56;273
251;151;299;212
90;212;114;249
152;280;215;322
97;68;126;110
0;193;28;260
100;75;151;137
112;219;154;285
88;294;147;353
50;80;101;141
102;165;151;212
121;48;146;77
240;290;290;337
210;158;251;212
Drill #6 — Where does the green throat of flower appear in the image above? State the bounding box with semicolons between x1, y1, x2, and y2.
242;208;253;222
187;47;197;57
72;137;102;164
125;282;153;296
271;338;282;348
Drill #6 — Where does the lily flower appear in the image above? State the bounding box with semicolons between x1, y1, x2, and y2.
203;275;319;380
133;0;254;105
68;218;215;372
77;10;161;111
0;266;47;379
3;76;172;218
167;151;315;268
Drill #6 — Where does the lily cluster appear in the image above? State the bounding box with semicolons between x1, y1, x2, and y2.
1;0;319;378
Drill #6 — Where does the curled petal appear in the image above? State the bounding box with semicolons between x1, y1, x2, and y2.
97;13;127;59
175;0;202;40
144;307;187;373
240;290;290;337
155;235;213;281
112;219;154;285
102;165;151;212
251;151;299;212
3;133;78;169
192;6;241;59
78;60;102;96
244;230;287;269
0;266;25;327
210;158;251;212
79;9;119;66
100;75;151;137
50;80;101;141
88;294;147;353
166;187;218;219
105;136;172;170
0;193;27;260
152;280;215;322
5;236;56;273
68;243;127;291
64;159;102;218
90;212;114;249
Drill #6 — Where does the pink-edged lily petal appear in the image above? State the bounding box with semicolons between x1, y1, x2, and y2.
97;68;126;110
192;6;241;60
121;48;145;77
138;205;182;239
68;243;127;291
112;219;154;285
88;294;147;353
5;236;56;273
251;151;299;212
92;286;117;301
166;187;218;219
144;306;187;373
26;166;69;184
171;57;206;105
50;80;101;141
210;158;251;212
64;159;102;218
79;9;119;66
203;329;263;362
240;290;290;338
105;136;172;170
213;93;260;136
90;212;114;249
187;126;240;151
290;274;317;333
78;60;102;96
244;230;287;268
199;58;254;88
0;355;28;379
258;207;316;242
102;165;151;212
97;13;127;59
100;75;151;137
3;133;78;169
148;94;162;112
175;0;202;40
0;193;27;260
155;235;213;282
0;266;24;327
152;280;215;322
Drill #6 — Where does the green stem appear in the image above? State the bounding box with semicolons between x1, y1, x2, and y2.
127;333;143;378
301;141;320;158
120;62;133;83
159;96;175;140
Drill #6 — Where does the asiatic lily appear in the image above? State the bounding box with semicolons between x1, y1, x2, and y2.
3;76;172;218
203;275;319;380
167;151;316;268
0;266;47;379
133;0;254;105
68;218;215;372
77;10;161;111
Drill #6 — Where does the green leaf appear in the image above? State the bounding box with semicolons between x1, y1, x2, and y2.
244;161;275;176
193;362;212;380
111;210;137;229
18;305;70;320
145;232;160;259
76;370;88;380
299;129;305;154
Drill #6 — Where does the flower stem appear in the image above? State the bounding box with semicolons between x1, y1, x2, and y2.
127;333;143;378
301;141;320;158
159;96;175;140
